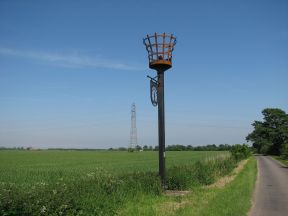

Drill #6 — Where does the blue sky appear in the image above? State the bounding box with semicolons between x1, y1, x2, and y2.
0;0;287;149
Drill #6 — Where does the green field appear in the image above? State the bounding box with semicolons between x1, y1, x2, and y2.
0;150;254;216
0;150;228;184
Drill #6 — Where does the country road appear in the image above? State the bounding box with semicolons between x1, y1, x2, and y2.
249;156;288;216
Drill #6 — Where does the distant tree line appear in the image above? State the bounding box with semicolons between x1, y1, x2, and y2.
108;144;236;152
47;148;106;151
0;147;30;150
246;108;288;159
1;144;240;152
0;147;106;151
166;144;233;151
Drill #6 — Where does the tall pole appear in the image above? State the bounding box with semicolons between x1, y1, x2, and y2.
157;70;166;186
143;33;176;188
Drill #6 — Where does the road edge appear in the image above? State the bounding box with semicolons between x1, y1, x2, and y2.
248;155;259;216
269;156;288;167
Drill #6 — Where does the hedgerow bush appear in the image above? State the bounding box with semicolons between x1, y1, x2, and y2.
0;170;161;216
0;181;80;216
166;156;237;190
230;144;251;161
281;143;288;159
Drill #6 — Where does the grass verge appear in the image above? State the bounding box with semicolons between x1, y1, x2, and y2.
120;157;257;216
177;157;257;216
271;155;288;166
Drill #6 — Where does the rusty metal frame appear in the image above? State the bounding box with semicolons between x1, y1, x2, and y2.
143;33;177;71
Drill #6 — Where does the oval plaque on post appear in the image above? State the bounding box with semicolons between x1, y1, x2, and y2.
150;79;158;107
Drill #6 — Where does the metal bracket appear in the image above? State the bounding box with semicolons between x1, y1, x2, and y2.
147;75;158;84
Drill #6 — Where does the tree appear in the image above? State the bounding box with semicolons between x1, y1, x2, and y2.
230;144;251;161
135;145;142;151
246;108;288;155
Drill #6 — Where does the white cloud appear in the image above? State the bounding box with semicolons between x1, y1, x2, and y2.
0;47;143;71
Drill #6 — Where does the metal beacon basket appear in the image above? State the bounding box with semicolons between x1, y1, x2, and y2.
143;33;177;72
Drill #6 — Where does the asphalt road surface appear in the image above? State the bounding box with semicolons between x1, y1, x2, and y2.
249;156;288;216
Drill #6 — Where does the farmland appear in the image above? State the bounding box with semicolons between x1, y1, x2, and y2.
0;150;227;183
0;150;254;216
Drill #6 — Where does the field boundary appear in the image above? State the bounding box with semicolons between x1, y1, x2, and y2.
158;158;251;214
173;157;256;216
270;155;288;166
207;158;248;188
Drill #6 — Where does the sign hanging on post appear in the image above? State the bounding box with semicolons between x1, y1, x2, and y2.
150;79;158;107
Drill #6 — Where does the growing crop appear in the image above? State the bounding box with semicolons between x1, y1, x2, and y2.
0;151;236;215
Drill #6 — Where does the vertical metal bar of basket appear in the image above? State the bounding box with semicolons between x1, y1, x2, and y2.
168;34;173;60
155;33;158;60
147;35;153;63
163;33;165;59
